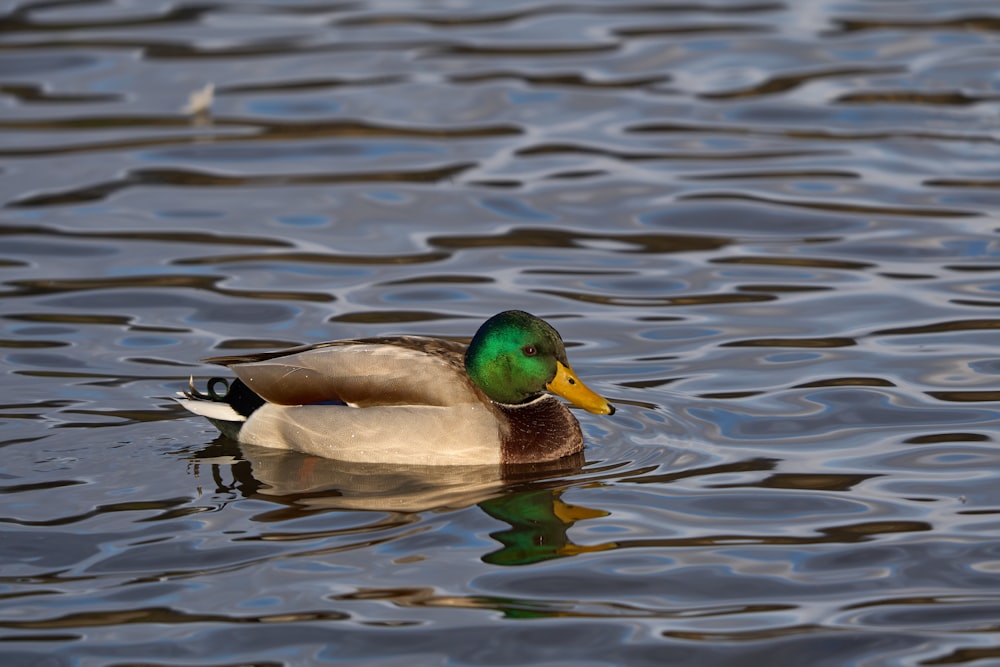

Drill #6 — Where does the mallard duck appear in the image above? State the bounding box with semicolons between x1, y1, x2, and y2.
176;310;614;465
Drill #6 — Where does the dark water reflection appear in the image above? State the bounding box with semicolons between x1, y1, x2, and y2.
3;0;1000;665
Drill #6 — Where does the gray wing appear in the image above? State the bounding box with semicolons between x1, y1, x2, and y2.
222;338;483;408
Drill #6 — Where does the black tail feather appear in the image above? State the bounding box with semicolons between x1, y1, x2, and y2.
187;376;266;418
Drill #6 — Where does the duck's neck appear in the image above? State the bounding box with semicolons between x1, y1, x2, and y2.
498;396;583;464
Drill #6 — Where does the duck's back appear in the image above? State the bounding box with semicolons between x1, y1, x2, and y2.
210;336;486;409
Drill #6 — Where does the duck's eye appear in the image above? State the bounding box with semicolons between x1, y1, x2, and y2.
522;345;537;357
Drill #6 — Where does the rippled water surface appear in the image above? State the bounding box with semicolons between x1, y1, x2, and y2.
3;0;1000;665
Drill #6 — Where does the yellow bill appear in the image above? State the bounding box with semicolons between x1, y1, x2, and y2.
546;361;615;415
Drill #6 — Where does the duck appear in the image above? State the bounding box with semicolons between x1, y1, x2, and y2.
176;310;615;465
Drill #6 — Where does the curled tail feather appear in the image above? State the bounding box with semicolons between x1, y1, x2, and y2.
176;376;266;440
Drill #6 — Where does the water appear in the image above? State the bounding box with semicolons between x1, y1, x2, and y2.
2;0;1000;665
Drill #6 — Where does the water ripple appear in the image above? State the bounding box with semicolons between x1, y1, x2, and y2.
3;0;1000;664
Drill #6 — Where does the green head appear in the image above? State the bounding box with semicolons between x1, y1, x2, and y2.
465;311;615;414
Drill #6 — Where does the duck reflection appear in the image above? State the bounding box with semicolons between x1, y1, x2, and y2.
480;490;613;565
187;437;605;564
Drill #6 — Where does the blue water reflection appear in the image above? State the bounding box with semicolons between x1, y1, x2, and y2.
2;0;1000;665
